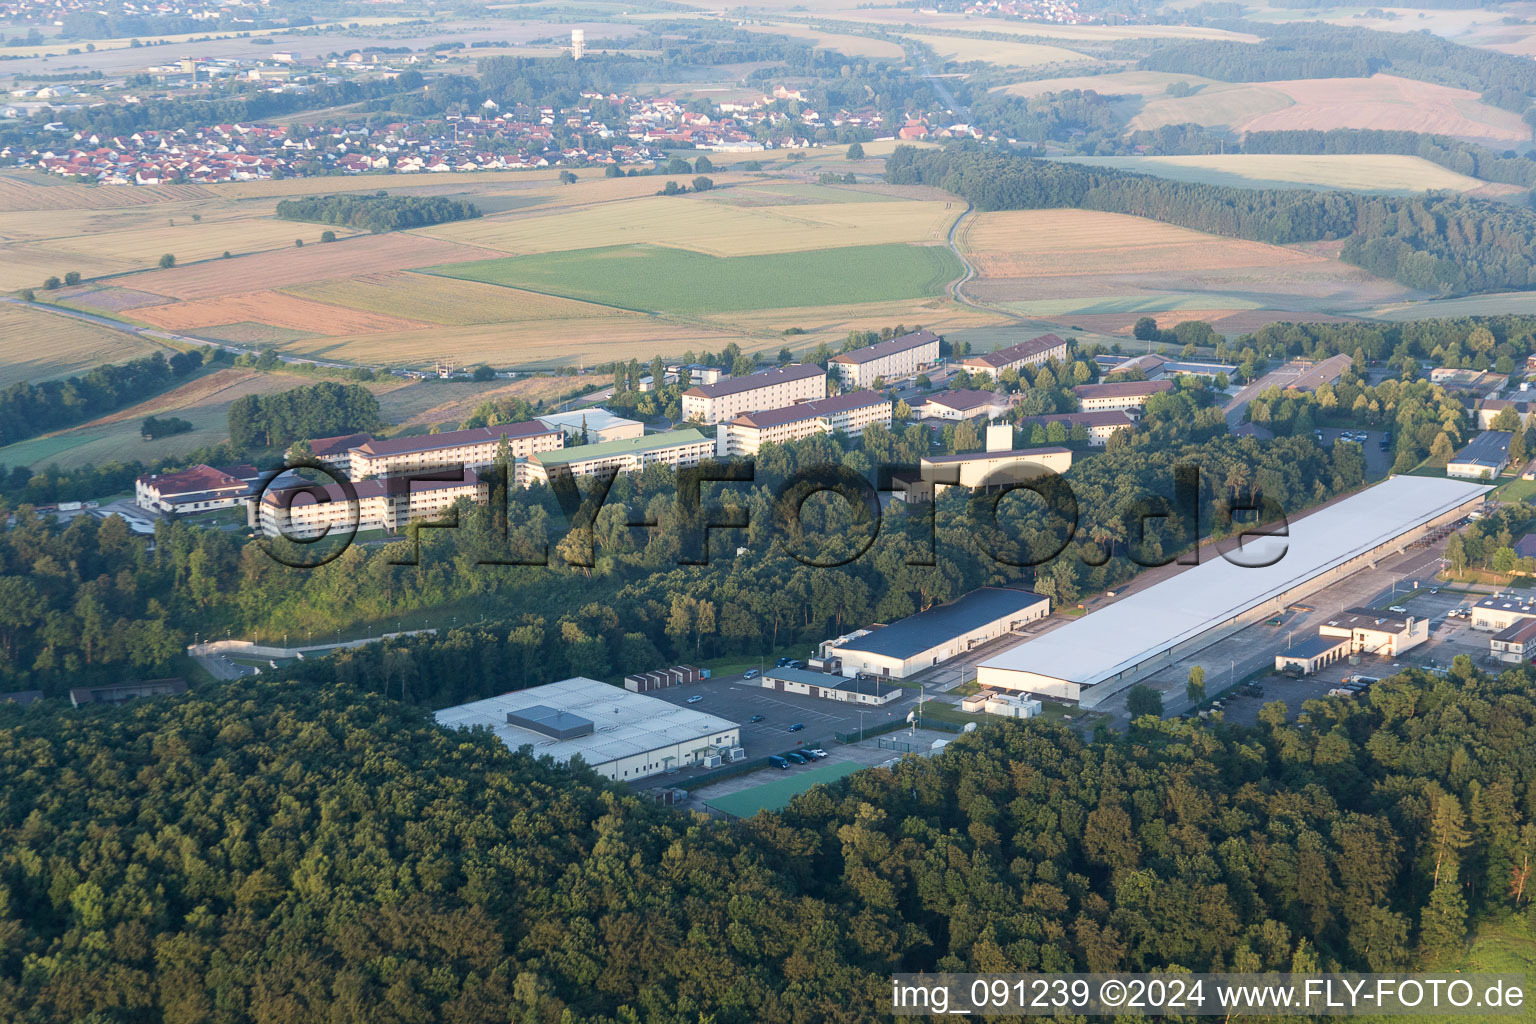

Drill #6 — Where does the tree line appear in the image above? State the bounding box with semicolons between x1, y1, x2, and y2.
274;192;482;233
0;349;201;448
885;145;1536;296
227;381;379;451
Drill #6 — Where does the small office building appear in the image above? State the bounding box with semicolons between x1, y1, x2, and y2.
1274;634;1352;675
760;667;903;705
1447;431;1512;480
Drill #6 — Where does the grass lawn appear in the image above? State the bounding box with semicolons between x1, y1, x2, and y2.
1496;478;1536;503
1375;916;1536;1024
706;759;861;818
424;242;962;315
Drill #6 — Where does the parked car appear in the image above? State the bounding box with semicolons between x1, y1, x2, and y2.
743;669;760;678
686;695;704;704
769;755;789;770
749;714;765;723
788;723;805;732
809;748;828;758
1389;605;1408;614
784;751;807;764
775;657;790;668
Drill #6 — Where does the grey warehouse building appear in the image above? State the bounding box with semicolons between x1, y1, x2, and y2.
976;476;1490;705
826;587;1049;678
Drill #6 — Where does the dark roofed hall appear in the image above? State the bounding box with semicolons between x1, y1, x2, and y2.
963;333;1065;369
835;588;1047;660
730;391;887;428
682;363;823;399
1073;380;1174;400
829;329;939;365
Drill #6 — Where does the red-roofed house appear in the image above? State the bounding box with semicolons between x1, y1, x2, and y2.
135;464;252;514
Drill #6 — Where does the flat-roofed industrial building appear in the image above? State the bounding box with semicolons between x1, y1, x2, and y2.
827;587;1050;679
434;676;741;782
975;476;1490;705
760;666;903;705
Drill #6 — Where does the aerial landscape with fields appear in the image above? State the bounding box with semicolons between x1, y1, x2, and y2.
10;0;1536;1019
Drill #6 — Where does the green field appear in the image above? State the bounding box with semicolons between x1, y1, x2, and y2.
425;243;963;314
707;759;861;818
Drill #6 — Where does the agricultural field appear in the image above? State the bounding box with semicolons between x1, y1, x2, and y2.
1000;70;1215;99
1362;291;1536;321
1054;154;1504;195
426;242;964;315
283;273;638;326
0;218;365;290
959;208;1416;320
736;21;906;59
261;318;772;369
810;7;1259;43
129;291;435;337
1130;74;1531;144
114;233;502;301
0;303;169;387
897;32;1094;68
413;192;960;257
379;376;607;431
0;368;304;471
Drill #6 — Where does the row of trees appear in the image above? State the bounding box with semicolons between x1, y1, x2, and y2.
885;145;1536;296
0;349;201;448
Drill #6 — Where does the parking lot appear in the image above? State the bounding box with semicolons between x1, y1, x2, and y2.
631;672;920;789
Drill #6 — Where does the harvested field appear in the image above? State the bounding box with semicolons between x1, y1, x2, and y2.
964;209;1318;277
1131;74;1530;144
116;234;503;301
381;376;603;430
737;21;906;59
826;9;1258;42
900;32;1092;67
250;318;762;370
1054;154;1496;194
703;295;1007;342
39;218;362;269
429;242;963;315
0;246;144;290
1063;307;1361;337
285;272;634;326
0;174;215;212
416;194;959;257
131;291;434;336
196;323;324;345
1001;70;1216;98
0;303;167;386
52;286;176;312
961;209;1416;314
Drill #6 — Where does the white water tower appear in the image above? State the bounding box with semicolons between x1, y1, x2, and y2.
571;29;585;60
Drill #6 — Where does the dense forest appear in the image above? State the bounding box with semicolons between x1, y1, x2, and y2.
275;192;482;233
227;381;379;450
886;146;1536;295
0;653;1531;1021
0;349;201;448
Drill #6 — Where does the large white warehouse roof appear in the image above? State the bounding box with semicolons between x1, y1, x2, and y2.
435;676;737;767
978;475;1489;691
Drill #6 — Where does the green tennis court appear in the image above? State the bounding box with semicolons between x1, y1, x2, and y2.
707;760;860;818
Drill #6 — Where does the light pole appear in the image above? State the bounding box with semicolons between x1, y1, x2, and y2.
858;709;866;742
